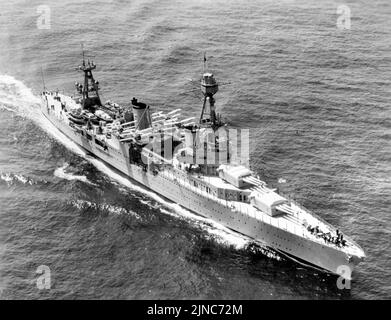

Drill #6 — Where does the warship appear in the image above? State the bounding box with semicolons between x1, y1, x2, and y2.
40;53;365;279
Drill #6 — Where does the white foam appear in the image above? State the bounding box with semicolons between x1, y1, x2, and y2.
0;105;16;113
70;199;141;220
0;172;35;185
54;163;96;186
14;174;28;185
0;75;41;120
278;178;287;184
0;173;13;184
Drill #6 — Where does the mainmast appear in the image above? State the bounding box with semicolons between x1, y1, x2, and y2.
75;45;102;110
182;54;229;175
199;54;223;129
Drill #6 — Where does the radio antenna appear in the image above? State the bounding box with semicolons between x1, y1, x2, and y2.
203;52;207;73
40;67;46;91
81;43;85;66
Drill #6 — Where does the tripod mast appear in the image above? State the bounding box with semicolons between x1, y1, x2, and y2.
75;45;102;110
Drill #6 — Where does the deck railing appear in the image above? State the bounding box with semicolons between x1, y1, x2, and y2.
159;169;310;239
156;168;359;254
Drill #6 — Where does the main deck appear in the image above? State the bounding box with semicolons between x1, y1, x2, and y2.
158;167;364;259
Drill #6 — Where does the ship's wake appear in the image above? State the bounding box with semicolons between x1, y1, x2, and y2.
54;163;97;186
0;74;282;260
69;199;142;221
0;172;37;186
0;75;42;121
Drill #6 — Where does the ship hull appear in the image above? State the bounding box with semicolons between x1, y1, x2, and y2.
40;98;360;279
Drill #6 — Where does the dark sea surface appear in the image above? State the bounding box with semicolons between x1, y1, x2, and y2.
0;0;390;299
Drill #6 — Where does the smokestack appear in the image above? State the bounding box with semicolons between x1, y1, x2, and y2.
131;97;151;130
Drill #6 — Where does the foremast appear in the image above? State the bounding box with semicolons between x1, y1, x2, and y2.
75;48;102;110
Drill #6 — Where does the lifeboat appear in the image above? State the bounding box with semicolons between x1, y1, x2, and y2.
67;110;86;125
82;111;99;125
95;109;113;123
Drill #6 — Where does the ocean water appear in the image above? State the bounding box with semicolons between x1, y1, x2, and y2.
0;0;390;299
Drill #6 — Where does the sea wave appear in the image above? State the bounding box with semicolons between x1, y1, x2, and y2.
0;75;41;115
54;163;96;186
69;199;142;220
0;172;38;186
